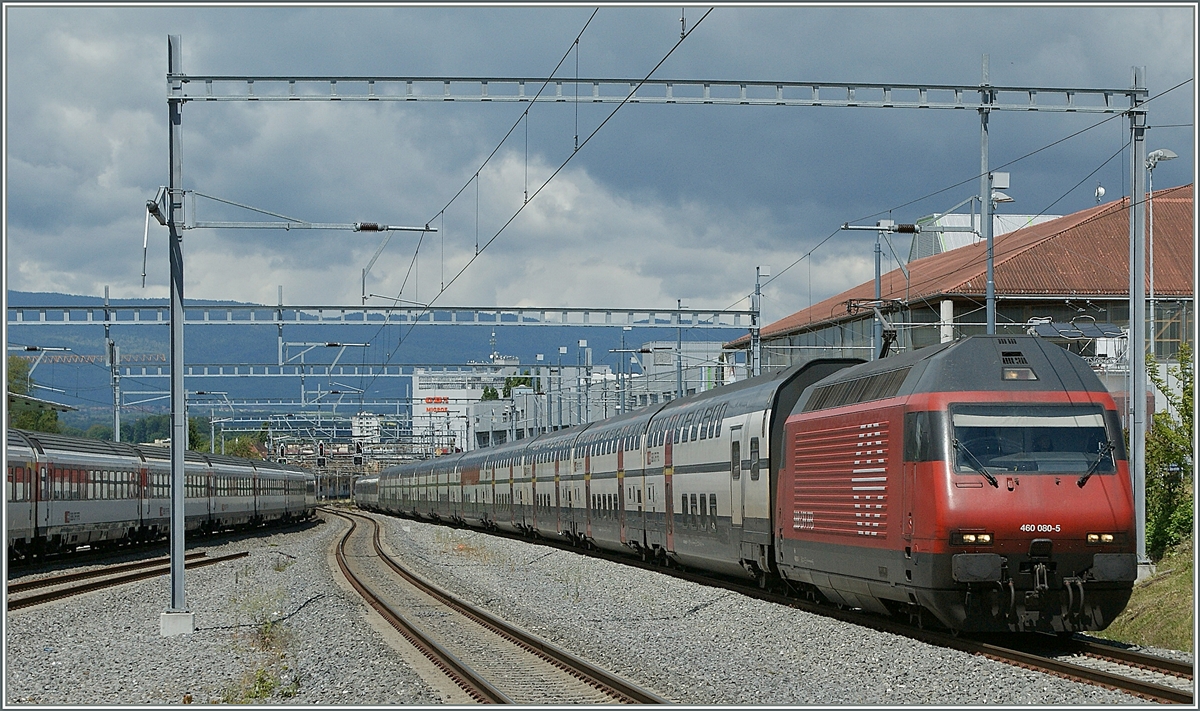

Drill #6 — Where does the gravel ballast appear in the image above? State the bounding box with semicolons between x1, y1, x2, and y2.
5;508;1190;705
5;517;439;705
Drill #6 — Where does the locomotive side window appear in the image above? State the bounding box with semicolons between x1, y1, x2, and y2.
951;405;1116;475
749;438;760;481
904;411;947;462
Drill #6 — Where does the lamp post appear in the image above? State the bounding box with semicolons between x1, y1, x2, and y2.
1145;148;1176;362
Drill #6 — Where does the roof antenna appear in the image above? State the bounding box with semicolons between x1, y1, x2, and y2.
1094;183;1105;204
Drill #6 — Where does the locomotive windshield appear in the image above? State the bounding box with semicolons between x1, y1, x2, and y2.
950;404;1119;475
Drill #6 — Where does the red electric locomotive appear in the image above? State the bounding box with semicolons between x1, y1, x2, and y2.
776;335;1136;633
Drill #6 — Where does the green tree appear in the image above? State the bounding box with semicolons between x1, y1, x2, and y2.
189;416;210;452
225;436;263;459
8;355;32;395
85;423;114;440
7;355;59;433
480;385;500;401
123;413;210;450
1145;343;1194;560
502;374;533;398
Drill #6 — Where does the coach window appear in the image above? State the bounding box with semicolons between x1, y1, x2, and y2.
750;438;761;481
699;494;707;528
709;494;718;529
690;493;699;528
731;440;742;480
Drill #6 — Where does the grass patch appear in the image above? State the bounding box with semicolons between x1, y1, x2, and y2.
218;581;305;703
1093;539;1194;653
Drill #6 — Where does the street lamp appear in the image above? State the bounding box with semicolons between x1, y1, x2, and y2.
1145;148;1176;361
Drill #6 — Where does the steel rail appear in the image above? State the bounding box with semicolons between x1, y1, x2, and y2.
7;551;247;611
351;509;668;705
324;508;511;704
958;638;1193;704
7;552;207;594
1070;639;1194;679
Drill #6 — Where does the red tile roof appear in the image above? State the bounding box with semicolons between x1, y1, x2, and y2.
734;184;1194;345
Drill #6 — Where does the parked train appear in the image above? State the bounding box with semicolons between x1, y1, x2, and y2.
7;429;316;557
356;335;1136;633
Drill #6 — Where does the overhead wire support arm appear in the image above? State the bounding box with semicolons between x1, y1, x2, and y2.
179;189;434;233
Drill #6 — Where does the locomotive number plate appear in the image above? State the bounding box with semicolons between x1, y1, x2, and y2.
1020;524;1061;533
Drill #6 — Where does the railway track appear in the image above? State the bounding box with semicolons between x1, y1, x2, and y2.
375;511;1193;704
322;508;666;705
7;551;249;611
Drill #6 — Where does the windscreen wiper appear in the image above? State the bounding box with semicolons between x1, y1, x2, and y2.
1077;441;1116;488
952;439;999;488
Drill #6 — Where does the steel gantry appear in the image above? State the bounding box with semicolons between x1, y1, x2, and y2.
7;303;753;329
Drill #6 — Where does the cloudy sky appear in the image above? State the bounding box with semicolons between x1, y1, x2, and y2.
5;4;1195;327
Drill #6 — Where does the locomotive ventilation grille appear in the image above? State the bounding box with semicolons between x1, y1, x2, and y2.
1001;351;1028;365
803;367;911;412
791;420;889;537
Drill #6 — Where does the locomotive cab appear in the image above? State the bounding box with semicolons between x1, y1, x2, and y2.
779;335;1137;634
916;399;1135;632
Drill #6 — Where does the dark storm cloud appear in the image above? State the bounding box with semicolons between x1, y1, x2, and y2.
5;5;1194;324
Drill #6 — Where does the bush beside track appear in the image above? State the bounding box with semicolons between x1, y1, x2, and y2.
1093;539;1194;653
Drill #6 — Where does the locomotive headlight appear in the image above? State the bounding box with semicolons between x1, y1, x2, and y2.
951;531;994;546
1087;533;1115;544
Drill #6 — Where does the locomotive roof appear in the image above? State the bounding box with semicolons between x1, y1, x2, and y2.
792;335;1109;415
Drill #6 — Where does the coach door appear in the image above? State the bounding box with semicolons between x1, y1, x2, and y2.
140;467;151;522
39;466;50;530
584;449;592;539
617;446;626;544
554;456;562;534
730;426;744;527
664;437;674;552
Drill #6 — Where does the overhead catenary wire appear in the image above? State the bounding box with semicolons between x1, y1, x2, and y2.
359;9;714;398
